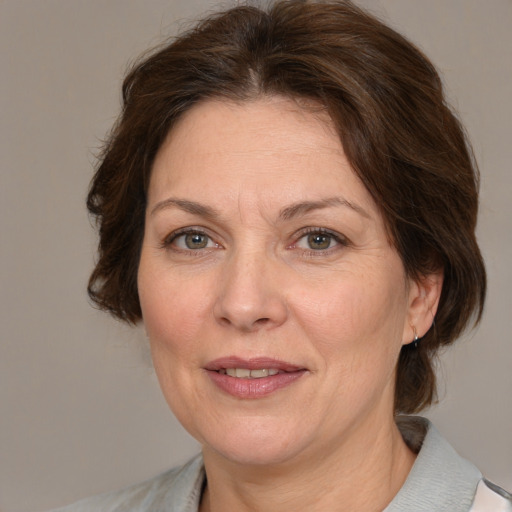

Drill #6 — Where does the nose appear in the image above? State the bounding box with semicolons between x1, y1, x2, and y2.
213;249;288;333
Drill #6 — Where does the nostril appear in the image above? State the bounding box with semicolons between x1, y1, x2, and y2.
218;317;231;327
218;315;271;331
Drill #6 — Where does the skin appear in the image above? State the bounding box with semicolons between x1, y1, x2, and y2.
137;96;443;512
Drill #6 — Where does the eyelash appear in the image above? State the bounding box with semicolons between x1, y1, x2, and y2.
161;227;349;256
161;227;220;254
290;227;349;257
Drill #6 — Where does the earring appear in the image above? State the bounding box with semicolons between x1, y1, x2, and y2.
413;328;419;349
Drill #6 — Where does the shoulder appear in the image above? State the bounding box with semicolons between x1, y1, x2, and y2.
386;416;512;512
47;454;205;512
469;479;512;512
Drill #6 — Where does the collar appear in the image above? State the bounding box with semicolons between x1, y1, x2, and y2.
384;416;482;511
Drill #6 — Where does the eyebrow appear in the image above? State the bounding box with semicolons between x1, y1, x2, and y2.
150;197;220;219
279;197;370;220
150;196;370;220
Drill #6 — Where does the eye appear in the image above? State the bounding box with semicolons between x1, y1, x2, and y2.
304;233;334;250
165;229;218;251
293;229;347;252
181;232;210;250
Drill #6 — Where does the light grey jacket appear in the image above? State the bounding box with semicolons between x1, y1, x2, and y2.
50;417;511;511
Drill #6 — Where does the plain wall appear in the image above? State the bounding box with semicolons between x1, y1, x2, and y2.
1;1;510;510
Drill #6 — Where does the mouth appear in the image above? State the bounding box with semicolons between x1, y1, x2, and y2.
218;368;281;378
205;356;304;374
204;356;307;398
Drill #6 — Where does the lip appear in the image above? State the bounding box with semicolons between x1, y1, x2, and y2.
204;356;307;399
204;356;303;372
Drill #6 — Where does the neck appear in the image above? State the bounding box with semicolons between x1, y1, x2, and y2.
199;416;416;512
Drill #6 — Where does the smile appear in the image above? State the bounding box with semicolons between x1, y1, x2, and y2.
205;357;307;398
218;368;280;378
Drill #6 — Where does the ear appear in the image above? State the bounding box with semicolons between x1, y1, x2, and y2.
402;270;444;345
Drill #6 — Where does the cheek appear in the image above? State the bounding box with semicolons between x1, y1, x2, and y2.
295;279;404;343
290;265;408;373
137;266;212;431
294;274;407;418
138;264;213;357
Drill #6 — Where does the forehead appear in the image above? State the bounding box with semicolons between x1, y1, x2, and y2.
161;96;340;157
148;96;378;218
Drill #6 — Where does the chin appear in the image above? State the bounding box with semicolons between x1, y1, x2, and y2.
200;420;315;467
209;442;302;467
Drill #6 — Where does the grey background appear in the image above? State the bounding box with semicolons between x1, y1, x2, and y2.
1;1;510;510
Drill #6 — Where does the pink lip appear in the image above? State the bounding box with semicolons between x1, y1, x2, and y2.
204;356;307;399
204;356;303;372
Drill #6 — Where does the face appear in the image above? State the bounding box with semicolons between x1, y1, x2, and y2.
138;97;422;467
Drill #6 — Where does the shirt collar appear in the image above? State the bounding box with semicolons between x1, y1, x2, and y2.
384;416;481;512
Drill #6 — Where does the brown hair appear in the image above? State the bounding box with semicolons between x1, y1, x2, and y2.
87;0;486;414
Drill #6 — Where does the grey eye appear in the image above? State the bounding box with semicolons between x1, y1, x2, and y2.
169;231;215;250
294;229;345;252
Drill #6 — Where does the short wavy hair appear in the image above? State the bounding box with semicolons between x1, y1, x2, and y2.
87;0;486;414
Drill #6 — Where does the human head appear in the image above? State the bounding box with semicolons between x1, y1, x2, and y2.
87;0;486;414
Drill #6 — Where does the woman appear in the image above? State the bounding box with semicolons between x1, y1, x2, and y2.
54;1;510;510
